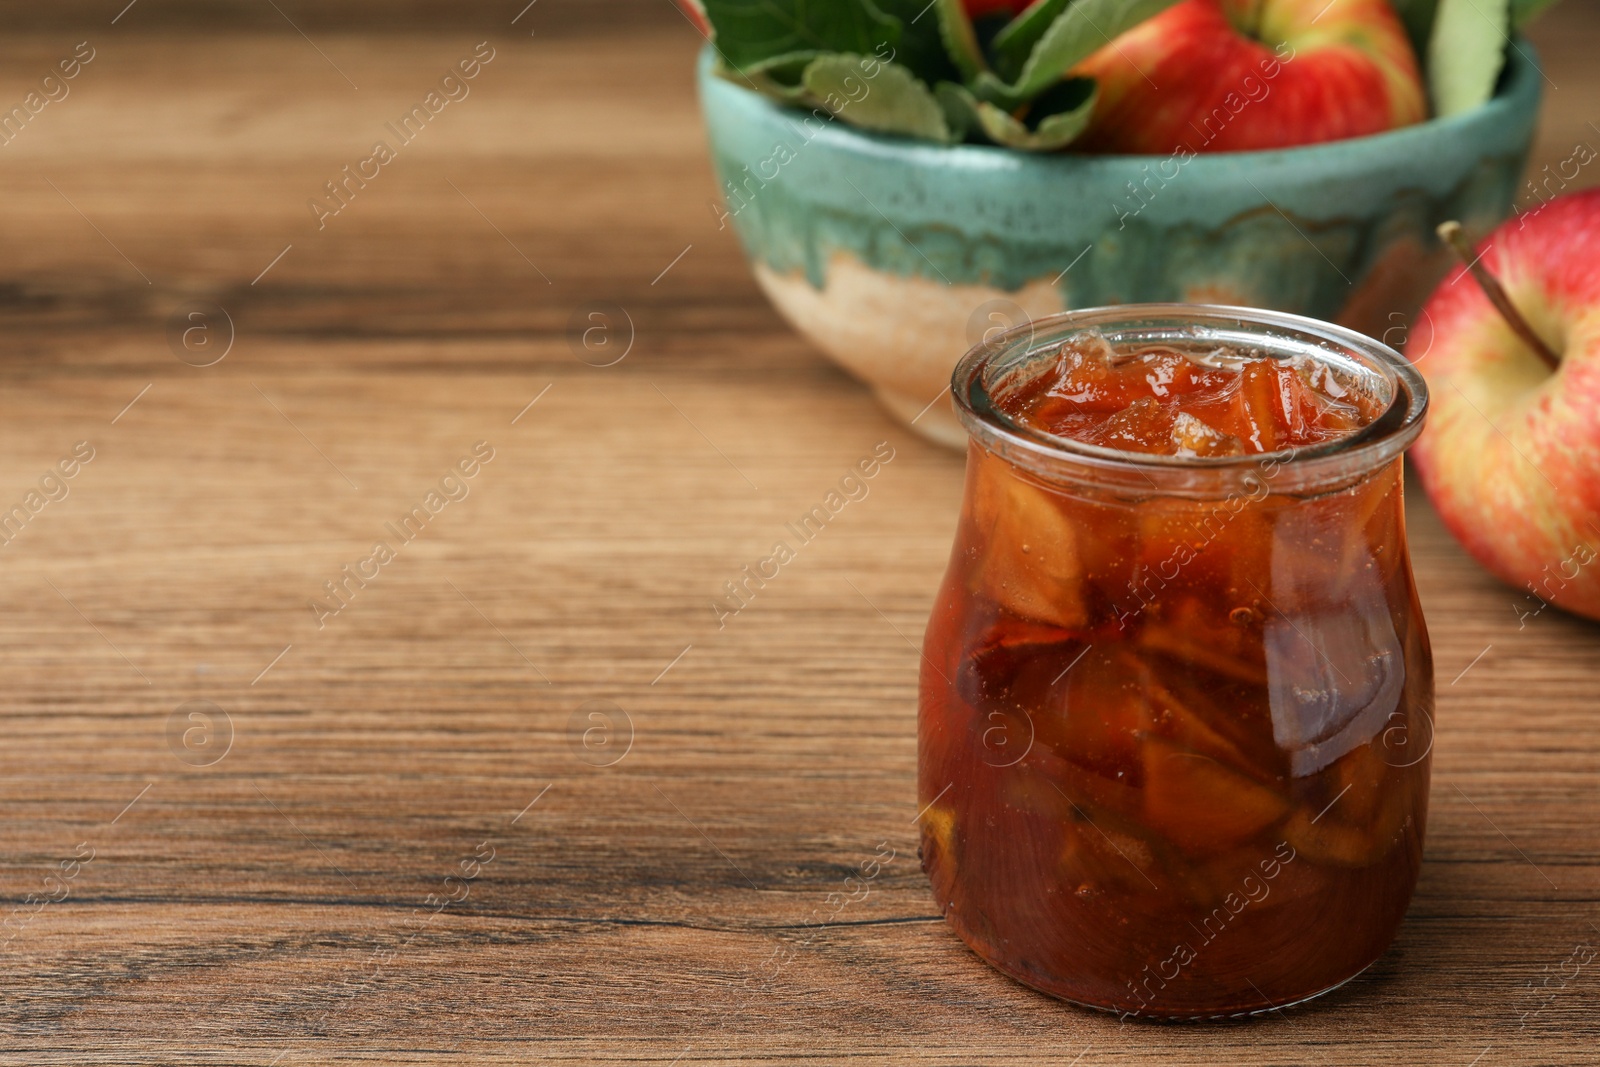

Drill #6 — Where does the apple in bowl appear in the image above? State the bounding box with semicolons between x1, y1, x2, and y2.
1073;0;1426;153
1409;189;1600;622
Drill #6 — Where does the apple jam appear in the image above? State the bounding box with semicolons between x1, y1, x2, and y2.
921;307;1432;1018
1003;331;1385;456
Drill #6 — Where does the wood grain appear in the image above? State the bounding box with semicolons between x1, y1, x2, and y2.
0;5;1595;1064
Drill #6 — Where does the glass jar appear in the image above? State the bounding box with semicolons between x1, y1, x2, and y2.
918;305;1433;1019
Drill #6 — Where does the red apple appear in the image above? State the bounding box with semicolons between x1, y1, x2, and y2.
673;0;709;35
966;0;1036;17
1070;0;1425;153
1408;189;1600;622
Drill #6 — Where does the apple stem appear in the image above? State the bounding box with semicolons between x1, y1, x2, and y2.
1437;220;1561;372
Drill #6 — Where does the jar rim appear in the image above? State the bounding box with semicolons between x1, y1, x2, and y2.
951;304;1429;496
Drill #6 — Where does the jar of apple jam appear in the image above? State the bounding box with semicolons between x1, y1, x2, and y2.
920;305;1432;1019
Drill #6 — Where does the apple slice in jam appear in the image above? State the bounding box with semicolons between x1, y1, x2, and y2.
1141;738;1290;856
1283;741;1416;868
965;449;1089;630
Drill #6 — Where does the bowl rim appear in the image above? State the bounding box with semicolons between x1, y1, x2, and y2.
699;38;1541;170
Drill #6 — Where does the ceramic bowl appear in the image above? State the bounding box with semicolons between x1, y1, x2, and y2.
698;46;1542;447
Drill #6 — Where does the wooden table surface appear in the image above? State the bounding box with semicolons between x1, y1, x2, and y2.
0;4;1595;1064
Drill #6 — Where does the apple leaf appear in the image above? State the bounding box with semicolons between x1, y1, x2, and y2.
935;0;988;80
1428;0;1510;117
1510;0;1563;29
871;0;963;82
937;77;1097;151
969;70;1029;112
988;0;1072;80
935;81;976;139
700;0;902;70
1388;0;1439;59
934;81;988;136
994;0;1183;101
804;54;954;142
727;50;822;103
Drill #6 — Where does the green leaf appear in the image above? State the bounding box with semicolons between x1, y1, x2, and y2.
935;0;988;80
1428;0;1510;117
936;81;983;127
937;78;1097;151
724;50;822;103
997;0;1182;102
700;0;902;70
971;70;1032;112
1510;0;1563;29
989;0;1072;79
803;54;953;142
935;81;977;139
870;0;962;82
1389;0;1439;59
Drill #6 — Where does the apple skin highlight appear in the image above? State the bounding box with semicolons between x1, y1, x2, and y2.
1408;188;1600;622
1071;0;1426;154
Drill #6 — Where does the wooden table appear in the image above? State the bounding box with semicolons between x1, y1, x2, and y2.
0;5;1595;1063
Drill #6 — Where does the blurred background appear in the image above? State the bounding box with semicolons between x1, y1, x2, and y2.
0;0;751;352
0;1;1591;354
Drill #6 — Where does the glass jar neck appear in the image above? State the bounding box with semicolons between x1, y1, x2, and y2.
953;304;1428;500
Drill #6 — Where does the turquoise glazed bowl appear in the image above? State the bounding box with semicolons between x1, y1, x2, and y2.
698;46;1541;447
